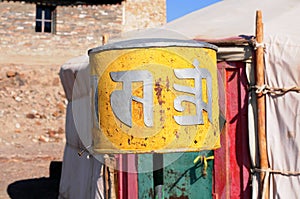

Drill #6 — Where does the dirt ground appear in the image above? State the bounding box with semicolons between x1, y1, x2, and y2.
0;56;70;198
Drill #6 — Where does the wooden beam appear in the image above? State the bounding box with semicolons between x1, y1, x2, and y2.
194;37;249;46
255;10;269;199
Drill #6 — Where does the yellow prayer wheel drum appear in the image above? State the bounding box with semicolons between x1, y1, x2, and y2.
89;39;219;153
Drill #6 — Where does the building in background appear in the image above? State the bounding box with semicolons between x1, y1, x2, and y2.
0;0;166;64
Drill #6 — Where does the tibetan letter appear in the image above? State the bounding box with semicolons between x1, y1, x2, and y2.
110;70;153;127
173;59;212;125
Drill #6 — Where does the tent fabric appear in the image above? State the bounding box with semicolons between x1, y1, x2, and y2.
59;145;103;199
264;35;300;198
59;55;104;199
164;0;300;40
59;55;90;102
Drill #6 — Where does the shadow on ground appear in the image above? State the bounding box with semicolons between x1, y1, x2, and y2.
7;161;62;199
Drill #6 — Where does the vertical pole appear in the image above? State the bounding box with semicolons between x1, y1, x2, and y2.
127;154;138;198
153;154;164;199
255;10;268;198
102;34;109;45
117;155;124;199
104;155;111;199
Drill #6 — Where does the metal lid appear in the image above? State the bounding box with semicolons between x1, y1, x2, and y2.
88;38;218;55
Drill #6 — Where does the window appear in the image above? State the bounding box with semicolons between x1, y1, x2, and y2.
35;5;56;33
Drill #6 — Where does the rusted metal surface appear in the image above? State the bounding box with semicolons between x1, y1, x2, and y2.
137;152;213;198
169;195;189;199
164;151;213;198
89;39;220;153
137;154;154;199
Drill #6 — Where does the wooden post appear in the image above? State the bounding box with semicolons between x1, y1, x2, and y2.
102;34;109;45
255;10;269;198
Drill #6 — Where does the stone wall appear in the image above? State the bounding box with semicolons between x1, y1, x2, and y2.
123;0;166;32
0;0;166;64
56;4;123;46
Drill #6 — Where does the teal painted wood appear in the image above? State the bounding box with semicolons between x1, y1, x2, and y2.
163;151;213;199
138;154;155;198
138;151;213;199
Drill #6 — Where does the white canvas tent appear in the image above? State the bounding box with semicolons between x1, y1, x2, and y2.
59;0;300;198
59;55;105;199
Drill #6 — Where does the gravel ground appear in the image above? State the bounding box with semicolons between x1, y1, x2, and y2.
0;61;67;199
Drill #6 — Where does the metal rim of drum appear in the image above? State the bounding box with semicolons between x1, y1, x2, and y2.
88;38;218;54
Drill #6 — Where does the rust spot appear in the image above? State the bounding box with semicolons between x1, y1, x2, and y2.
166;76;170;91
174;130;179;139
127;135;134;145
162;136;166;142
148;188;154;198
187;103;191;113
184;128;188;134
169;195;189;199
159;109;165;122
106;130;113;137
194;140;198;144
154;78;165;105
167;169;175;174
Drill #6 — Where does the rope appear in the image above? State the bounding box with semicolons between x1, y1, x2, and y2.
250;38;266;50
194;155;214;176
253;167;300;198
254;42;265;50
252;167;300;176
254;84;267;94
249;85;300;96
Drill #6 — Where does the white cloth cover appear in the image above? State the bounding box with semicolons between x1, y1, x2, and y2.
59;55;104;199
265;35;300;198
